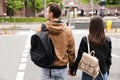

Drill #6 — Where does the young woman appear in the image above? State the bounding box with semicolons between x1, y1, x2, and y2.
70;16;112;80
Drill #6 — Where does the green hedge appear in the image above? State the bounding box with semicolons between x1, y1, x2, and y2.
80;0;99;4
105;4;120;9
0;17;46;22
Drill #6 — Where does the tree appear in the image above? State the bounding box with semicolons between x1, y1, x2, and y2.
47;0;64;9
107;0;110;4
6;0;23;17
27;0;64;11
25;0;44;17
112;0;115;4
26;0;43;12
25;0;64;17
35;0;44;11
106;0;120;4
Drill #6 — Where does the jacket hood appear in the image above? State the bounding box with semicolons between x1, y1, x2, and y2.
45;21;66;34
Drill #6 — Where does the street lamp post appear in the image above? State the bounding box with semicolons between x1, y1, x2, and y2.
91;0;94;17
43;0;46;18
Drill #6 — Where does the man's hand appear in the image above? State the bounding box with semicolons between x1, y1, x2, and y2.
68;69;76;76
36;26;41;33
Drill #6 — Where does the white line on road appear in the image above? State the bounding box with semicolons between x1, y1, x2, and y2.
23;49;29;53
25;46;30;50
16;30;33;80
111;37;120;41
15;30;119;80
15;31;30;35
18;63;27;70
72;29;120;59
20;58;28;63
72;29;89;34
22;53;29;57
112;54;120;58
16;72;25;80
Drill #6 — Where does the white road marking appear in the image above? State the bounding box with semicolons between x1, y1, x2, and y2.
111;37;120;41
22;53;28;57
18;63;27;70
20;58;28;63
72;29;120;59
15;31;30;35
16;30;34;80
23;49;29;53
15;30;35;35
72;29;89;34
26;45;30;48
14;30;119;80
16;72;25;80
112;54;120;58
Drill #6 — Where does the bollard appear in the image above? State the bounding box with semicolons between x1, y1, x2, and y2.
10;27;14;34
4;28;7;34
115;28;118;33
74;8;78;18
3;27;7;34
106;20;112;32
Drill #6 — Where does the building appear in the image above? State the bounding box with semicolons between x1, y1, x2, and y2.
0;0;7;17
0;0;4;16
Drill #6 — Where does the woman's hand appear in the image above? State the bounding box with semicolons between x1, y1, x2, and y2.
68;69;76;76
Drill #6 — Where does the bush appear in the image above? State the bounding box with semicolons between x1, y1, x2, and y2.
105;4;120;9
0;17;46;22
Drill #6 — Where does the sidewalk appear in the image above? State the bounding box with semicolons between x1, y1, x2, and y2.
105;28;120;35
0;16;120;30
62;16;120;22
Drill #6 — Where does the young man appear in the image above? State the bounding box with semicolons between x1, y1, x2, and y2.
37;3;75;80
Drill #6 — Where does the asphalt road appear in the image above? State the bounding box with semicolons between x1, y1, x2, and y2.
0;29;120;80
0;35;27;80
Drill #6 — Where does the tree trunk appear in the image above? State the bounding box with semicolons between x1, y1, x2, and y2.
107;0;110;4
113;0;116;4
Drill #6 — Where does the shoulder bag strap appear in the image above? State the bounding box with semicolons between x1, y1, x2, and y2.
42;24;52;78
86;35;90;54
87;36;104;80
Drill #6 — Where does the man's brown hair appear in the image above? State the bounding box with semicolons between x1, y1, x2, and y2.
48;2;62;18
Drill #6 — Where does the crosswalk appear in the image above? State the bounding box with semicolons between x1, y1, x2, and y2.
13;29;120;80
0;29;119;80
14;29;89;35
112;54;120;58
15;30;35;35
5;30;120;60
16;30;33;80
15;30;120;59
72;29;89;34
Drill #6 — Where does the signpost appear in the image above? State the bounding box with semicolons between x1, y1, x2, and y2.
43;0;46;18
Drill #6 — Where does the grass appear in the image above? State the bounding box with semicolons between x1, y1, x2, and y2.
80;0;90;4
79;0;120;10
80;0;99;4
79;0;120;6
105;4;120;9
0;17;46;22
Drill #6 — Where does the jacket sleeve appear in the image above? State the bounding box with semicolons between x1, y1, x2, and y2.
67;29;75;68
70;37;87;74
106;37;112;75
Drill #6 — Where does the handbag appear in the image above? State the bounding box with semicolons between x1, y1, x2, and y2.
78;36;100;78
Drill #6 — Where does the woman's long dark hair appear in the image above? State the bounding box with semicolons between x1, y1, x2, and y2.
89;16;105;46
